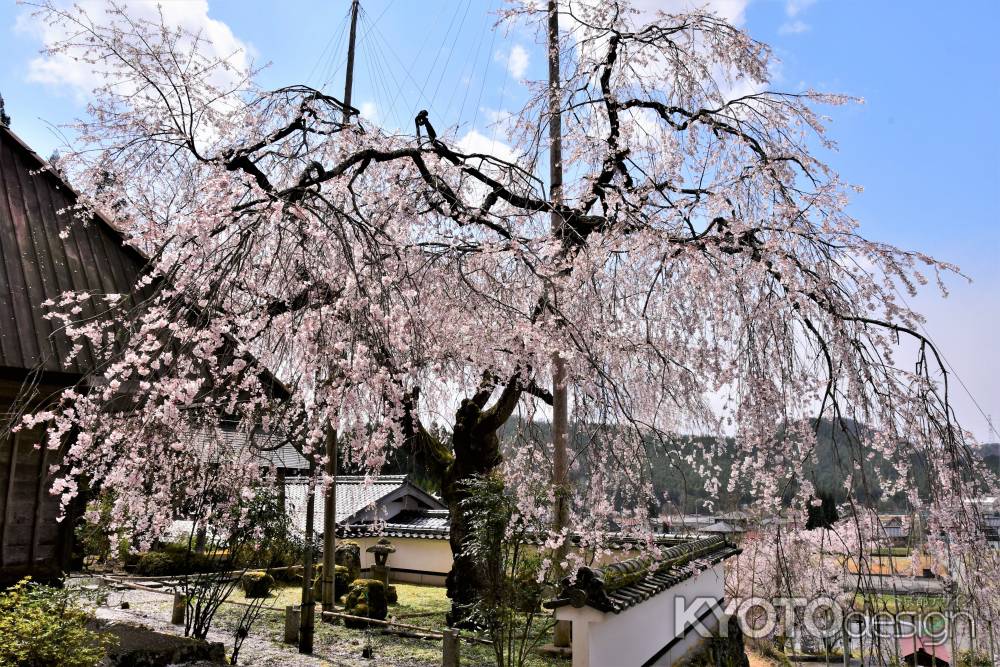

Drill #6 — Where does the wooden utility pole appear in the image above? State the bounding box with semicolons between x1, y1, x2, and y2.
320;0;359;615
547;0;568;565
299;469;317;654
320;429;338;613
343;0;360;121
548;0;572;650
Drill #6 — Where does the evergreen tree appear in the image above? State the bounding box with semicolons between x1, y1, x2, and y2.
0;94;10;127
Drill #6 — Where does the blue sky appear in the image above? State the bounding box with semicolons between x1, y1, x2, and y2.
2;0;998;440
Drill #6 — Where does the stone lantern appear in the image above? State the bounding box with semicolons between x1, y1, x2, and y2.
366;538;396;586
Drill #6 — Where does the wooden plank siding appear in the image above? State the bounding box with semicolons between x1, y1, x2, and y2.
0;416;65;585
0;124;147;377
0;124;151;586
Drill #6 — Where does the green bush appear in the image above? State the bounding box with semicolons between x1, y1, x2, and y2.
0;577;117;667
240;571;274;598
343;579;387;628
135;544;218;576
136;551;180;576
386;584;398;605
310;564;352;600
274;565;303;584
512;553;544;612
958;650;992;667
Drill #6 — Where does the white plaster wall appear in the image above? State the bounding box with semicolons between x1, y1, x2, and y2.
586;562;726;667
347;536;452;585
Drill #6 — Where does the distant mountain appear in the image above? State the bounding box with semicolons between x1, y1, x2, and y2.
979;443;1000;475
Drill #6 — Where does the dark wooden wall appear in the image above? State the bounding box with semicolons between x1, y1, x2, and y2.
0;393;72;587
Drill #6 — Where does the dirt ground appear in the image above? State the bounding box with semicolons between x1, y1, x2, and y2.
88;580;566;667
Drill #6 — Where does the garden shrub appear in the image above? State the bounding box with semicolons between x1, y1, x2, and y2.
311;564;352;600
240;571;274;598
135;543;217;576
512;553;543;612
0;577;117;667
386;584;398;605
958;650;992;667
275;564;303;584
136;551;179;576
343;579;387;628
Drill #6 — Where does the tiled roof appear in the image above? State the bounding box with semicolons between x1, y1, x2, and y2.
341;509;451;540
284;475;445;533
546;535;740;614
191;427;308;470
700;521;745;534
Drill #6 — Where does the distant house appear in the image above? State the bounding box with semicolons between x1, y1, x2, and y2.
716;510;748;526
659;514;716;534
899;636;950;666
0;124;149;586
547;535;740;667
284;474;452;585
699;521;746;539
983;514;1000;547
878;514;914;547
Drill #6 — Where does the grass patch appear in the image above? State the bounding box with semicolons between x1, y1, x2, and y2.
225;582;303;609
216;582;568;666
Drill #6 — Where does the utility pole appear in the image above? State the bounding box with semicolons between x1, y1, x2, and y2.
320;428;338;613
299;468;317;654
320;0;359;616
548;0;572;650
343;0;360;122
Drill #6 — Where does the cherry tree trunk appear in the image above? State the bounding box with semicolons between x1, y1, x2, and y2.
442;400;503;628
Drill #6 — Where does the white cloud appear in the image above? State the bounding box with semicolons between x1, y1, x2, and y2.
779;0;817;35
17;0;251;100
496;44;530;79
456;129;517;164
629;0;750;27
453;128;520;207
359;101;378;121
785;0;817;17
778;19;810;35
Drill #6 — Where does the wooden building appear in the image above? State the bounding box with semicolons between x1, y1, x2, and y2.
0;124;147;586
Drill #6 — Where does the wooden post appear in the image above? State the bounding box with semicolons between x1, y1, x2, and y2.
284;605;300;644
841;617;849;667
299;470;317;654
321;429;338;613
28;442;47;565
171;592;186;625
1;433;20;566
547;0;571;650
989;619;996;667
948;609;958;667
442;628;460;667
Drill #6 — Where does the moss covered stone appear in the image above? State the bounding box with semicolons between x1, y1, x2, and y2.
334;541;362;582
343;579;387;629
240;571;274;598
311;564;352;600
